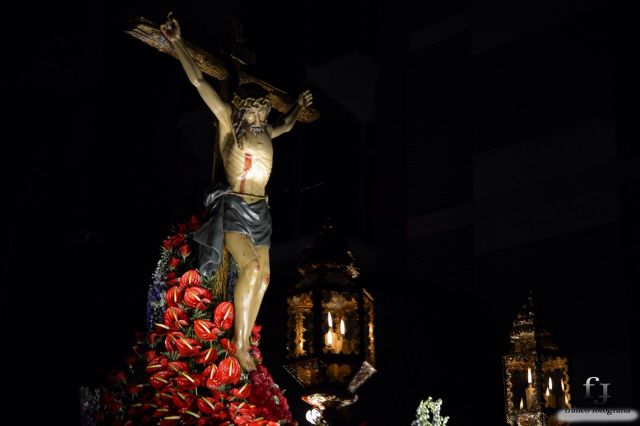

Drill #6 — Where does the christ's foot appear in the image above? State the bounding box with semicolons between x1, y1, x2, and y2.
235;347;256;372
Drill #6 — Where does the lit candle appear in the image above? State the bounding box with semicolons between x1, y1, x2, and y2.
325;328;333;347
334;332;343;353
325;312;333;349
336;318;347;353
525;368;535;409
545;387;555;409
548;377;556;408
324;312;340;352
519;397;524;410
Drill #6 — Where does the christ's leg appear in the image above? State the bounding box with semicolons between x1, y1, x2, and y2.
224;232;259;371
247;245;270;351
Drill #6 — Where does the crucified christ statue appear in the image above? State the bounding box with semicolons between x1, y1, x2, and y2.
160;13;313;372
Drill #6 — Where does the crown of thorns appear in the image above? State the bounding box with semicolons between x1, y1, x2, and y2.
231;94;272;110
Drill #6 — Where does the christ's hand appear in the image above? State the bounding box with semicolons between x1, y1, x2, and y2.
160;12;181;42
297;90;313;108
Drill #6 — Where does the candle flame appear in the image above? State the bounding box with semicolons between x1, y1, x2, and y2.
340;319;345;335
527;368;532;384
519;398;524;410
328;312;333;328
546;388;549;397
549;377;553;390
561;380;565;391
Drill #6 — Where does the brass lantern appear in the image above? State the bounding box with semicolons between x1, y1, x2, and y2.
503;293;571;426
284;222;376;423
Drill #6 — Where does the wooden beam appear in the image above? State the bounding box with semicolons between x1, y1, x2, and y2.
125;17;320;123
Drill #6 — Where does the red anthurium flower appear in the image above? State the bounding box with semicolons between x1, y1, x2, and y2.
127;383;148;396
184;287;212;310
210;402;230;421
150;370;174;390
162;238;173;251
250;325;262;345
179;244;191;259
171;391;194;409
179;269;202;289
211;389;228;403
197;396;220;415
231;383;251;399
167;361;190;374
168;257;181;271
194;320;221;342
126;402;145;418
176;223;188;234
164;331;185;352
202;364;217;378
156;390;174;404
220;338;236;355
145;350;158;362
196;346;219;364
163;307;189;330
233;414;253;425
146;356;168;374
166;272;179;286
153;323;173;337
213;302;235;330
152;407;171;418
159;415;181;426
175;337;202;357
215;356;242;385
229;401;258;420
180;407;203;422
166;286;184;308
176;371;201;389
205;366;221;391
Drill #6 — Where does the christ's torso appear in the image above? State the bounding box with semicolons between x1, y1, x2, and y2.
219;127;273;204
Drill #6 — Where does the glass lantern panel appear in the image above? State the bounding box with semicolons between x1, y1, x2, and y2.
363;290;375;364
286;291;314;359
321;290;360;355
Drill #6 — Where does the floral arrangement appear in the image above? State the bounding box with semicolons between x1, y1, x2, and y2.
85;214;295;425
411;396;450;426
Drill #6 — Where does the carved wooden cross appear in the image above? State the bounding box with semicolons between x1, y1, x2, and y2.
125;17;320;123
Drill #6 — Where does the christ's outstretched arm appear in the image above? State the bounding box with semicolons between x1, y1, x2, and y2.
160;13;232;131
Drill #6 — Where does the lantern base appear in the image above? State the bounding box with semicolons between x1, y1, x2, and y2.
302;392;358;426
302;391;358;411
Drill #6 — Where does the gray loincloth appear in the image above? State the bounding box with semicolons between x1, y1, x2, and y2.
193;186;272;276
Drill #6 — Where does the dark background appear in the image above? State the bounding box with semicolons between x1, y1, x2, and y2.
2;0;637;425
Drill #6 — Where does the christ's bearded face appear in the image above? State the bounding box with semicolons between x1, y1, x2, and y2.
243;107;268;135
